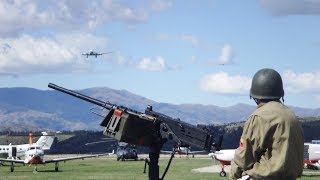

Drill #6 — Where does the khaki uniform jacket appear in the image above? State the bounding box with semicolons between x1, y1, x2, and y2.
230;101;304;180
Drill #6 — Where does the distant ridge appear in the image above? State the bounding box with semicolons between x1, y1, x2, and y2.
0;86;319;131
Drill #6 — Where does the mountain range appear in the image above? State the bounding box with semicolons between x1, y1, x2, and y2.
0;86;320;132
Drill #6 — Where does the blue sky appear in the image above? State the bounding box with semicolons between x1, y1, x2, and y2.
0;0;320;108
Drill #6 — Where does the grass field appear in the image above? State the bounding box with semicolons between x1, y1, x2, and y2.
1;155;320;180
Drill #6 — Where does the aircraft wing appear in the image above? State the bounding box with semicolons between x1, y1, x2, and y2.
107;150;114;156
101;51;113;55
160;150;174;154
160;149;207;154
188;150;207;154
0;158;25;164
44;153;110;163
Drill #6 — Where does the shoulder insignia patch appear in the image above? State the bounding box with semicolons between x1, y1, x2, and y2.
239;138;244;148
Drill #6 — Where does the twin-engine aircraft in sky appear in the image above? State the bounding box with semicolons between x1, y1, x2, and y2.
82;50;113;58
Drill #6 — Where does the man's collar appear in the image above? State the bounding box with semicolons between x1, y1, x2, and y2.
257;102;266;108
257;100;281;108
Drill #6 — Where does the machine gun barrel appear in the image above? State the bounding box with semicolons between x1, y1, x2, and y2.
48;83;113;110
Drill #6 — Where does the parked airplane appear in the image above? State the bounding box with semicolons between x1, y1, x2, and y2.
0;132;55;160
85;141;137;161
161;146;207;158
82;50;113;58
0;134;109;172
116;142;138;161
209;141;320;177
304;142;320;170
0;145;105;172
208;149;235;177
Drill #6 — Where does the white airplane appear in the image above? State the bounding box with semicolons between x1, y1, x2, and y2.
161;146;207;158
82;50;113;58
304;142;320;170
0;134;112;172
0;144;107;172
0;132;55;160
208;141;320;177
208;149;235;177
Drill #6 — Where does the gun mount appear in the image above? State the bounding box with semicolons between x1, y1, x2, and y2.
48;83;214;179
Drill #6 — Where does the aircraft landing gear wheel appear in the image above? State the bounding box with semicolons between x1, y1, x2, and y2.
117;155;124;161
220;170;226;177
10;165;14;172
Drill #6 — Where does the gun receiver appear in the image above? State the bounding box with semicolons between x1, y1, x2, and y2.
48;83;213;151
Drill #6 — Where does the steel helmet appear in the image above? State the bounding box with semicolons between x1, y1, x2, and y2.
250;68;284;100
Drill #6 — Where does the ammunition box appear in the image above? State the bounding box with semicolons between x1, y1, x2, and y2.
101;108;156;147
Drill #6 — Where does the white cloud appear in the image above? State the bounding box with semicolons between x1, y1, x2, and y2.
0;0;154;37
199;70;320;96
199;71;251;94
283;70;320;93
55;33;108;51
260;0;320;16
99;0;148;24
206;44;234;66
0;1;52;37
0;33;109;74
136;57;167;71
217;44;234;65
191;55;197;64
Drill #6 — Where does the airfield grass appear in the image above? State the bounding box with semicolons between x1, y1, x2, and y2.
1;155;320;180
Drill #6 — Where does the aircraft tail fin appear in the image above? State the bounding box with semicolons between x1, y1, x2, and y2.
36;132;56;150
108;150;115;156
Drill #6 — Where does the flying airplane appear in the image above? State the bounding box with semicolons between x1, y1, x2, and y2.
0;134;109;172
0;132;55;160
81;50;113;58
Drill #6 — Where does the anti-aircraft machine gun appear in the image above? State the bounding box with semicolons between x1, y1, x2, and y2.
48;83;214;180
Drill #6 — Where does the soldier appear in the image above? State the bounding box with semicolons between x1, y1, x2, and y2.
230;68;304;180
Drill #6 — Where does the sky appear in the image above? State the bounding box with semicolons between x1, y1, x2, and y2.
0;0;320;108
